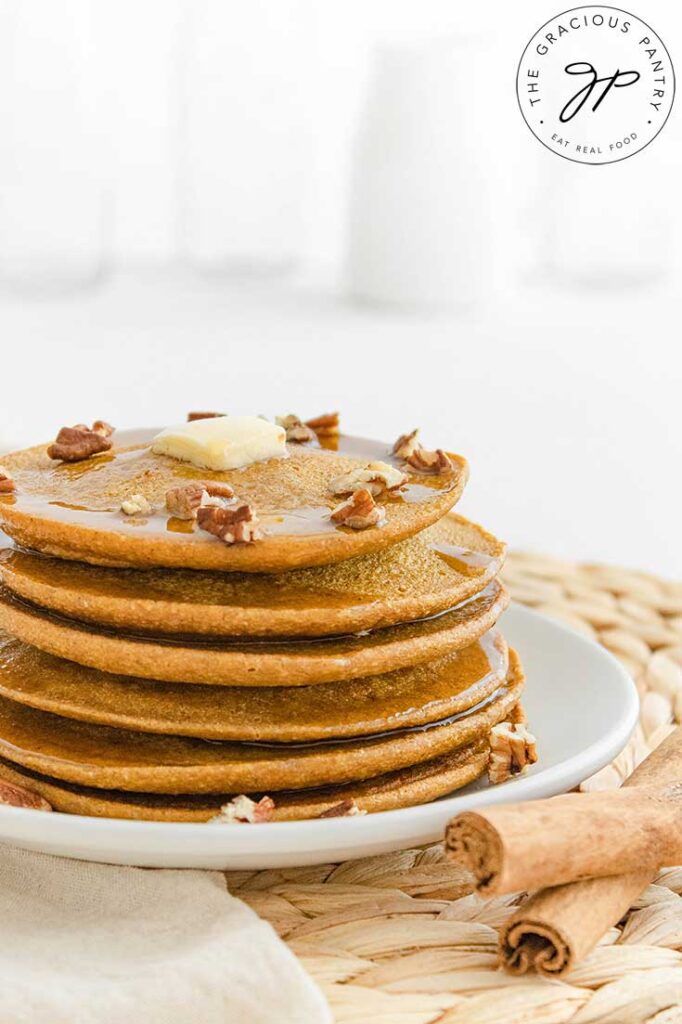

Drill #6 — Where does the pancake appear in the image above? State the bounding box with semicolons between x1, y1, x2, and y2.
0;433;467;572
0;742;490;822
0;628;508;741
0;514;505;638
0;652;523;793
0;580;508;685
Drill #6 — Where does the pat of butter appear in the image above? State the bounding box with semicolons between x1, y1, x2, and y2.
152;416;287;471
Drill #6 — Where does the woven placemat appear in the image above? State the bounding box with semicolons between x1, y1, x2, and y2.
226;553;682;1023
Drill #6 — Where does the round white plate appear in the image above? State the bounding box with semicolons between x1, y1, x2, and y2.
0;603;637;869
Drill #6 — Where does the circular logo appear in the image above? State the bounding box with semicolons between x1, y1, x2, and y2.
516;6;675;164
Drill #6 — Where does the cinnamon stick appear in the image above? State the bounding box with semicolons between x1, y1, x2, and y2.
445;783;682;895
498;726;682;976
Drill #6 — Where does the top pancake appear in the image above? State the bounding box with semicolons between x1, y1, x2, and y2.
0;433;467;571
0;514;504;637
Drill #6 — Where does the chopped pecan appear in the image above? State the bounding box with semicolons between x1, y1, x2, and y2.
317;798;366;818
306;411;340;437
121;493;153;516
47;422;115;462
405;447;453;475
203;481;235;500
392;428;421;459
92;420;115;438
330;460;407;498
0;466;15;494
166;482;235;520
210;794;275;824
276;414;315;443
488;720;538;785
197;502;263;544
0;779;52;811
166;484;206;520
330;488;385;529
508;702;527;726
187;411;225;421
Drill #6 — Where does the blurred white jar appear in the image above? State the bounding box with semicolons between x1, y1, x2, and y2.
178;0;311;274
0;0;108;291
540;155;673;287
346;38;493;311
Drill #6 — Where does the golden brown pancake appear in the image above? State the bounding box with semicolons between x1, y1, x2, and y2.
0;628;508;741
0;434;467;572
0;580;508;685
0;652;523;793
0;514;504;637
0;742;490;822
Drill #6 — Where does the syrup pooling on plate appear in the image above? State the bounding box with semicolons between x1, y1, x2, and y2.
2;434;463;544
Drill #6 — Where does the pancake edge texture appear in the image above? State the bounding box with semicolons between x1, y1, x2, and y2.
0;580;510;686
0;741;491;822
0;513;504;637
0;651;524;792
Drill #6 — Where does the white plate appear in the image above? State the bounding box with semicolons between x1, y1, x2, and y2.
0;604;637;869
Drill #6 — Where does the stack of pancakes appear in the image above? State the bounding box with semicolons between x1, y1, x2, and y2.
0;426;524;821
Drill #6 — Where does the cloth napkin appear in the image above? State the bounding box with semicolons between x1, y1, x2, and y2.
0;845;331;1024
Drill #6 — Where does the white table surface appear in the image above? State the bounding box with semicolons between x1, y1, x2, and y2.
1;269;680;578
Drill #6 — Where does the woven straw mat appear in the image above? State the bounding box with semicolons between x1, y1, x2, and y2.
225;552;682;1023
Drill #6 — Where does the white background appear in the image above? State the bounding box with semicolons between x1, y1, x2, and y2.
0;0;680;577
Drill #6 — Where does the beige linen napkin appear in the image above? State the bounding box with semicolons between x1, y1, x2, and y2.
0;845;330;1024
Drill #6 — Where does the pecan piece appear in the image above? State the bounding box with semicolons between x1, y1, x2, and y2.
166;482;235;520
405;447;453;475
392;428;421;459
488;720;538;785
210;794;275;824
92;420;115;438
47;422;115;463
166;484;206;520
306;411;340;438
197;502;263;544
330;460;407;498
0;779;52;811
187;411;226;421
317;798;366;818
330;488;385;529
0;466;15;494
203;481;235;500
121;493;153;516
276;414;315;444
